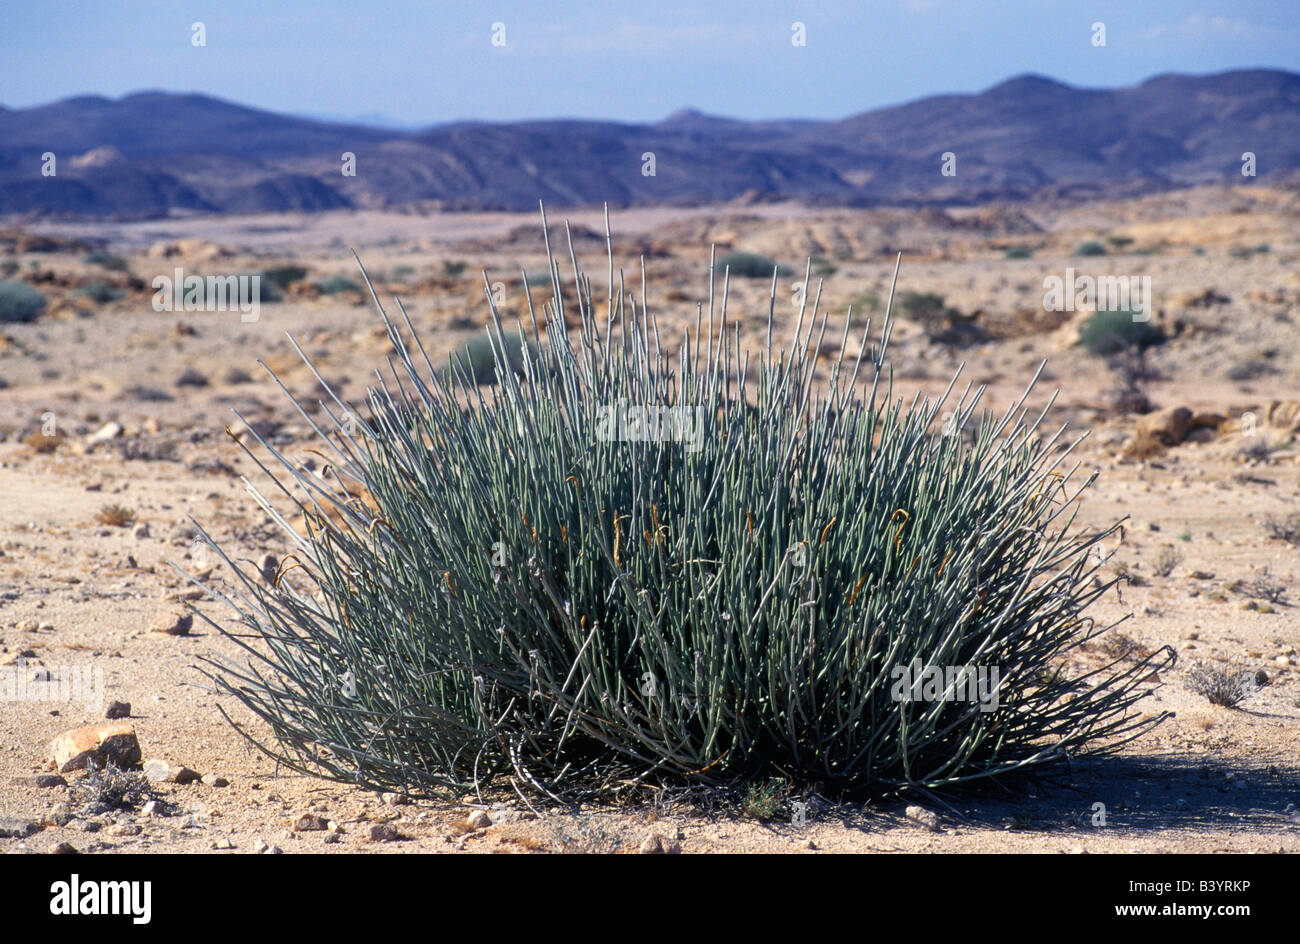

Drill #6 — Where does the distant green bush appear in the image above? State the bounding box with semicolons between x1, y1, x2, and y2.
317;274;362;295
262;264;309;289
1003;245;1033;259
0;280;46;323
715;251;792;279
1074;240;1107;257
445;329;535;385
441;260;467;278
1079;309;1165;356
84;250;130;272
77;282;125;304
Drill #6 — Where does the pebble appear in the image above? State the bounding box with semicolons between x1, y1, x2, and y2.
131;522;151;540
10;774;67;788
466;809;492;830
211;838;235;850
294;814;329;832
143;759;201;784
104;701;131;720
106;823;142;837
150;611;193;636
201;774;229;788
904;805;941;832
50;842;78;855
0;816;39;838
381;792;407;806
368;823;401;842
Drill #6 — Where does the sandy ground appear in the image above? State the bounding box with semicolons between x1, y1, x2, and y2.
1;188;1298;853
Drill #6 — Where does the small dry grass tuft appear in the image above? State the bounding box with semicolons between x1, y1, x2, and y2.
95;503;137;528
23;431;62;453
1121;429;1166;460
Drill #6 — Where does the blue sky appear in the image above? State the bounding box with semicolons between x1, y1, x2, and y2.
2;1;1296;125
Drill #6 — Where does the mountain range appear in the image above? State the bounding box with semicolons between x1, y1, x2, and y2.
1;69;1297;220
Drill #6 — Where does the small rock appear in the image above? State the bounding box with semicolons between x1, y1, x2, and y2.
323;832;341;844
140;800;159;816
0;816;39;838
904;805;941;832
466;809;492;830
252;838;269;854
10;774;67;788
805;840;818;850
143;759;200;784
50;842;78;855
368;823;401;842
294;814;329;832
201;774;229;788
150;611;193;636
638;833;665;854
381;792;407;806
211;838;235;850
49;721;141;773
86;421;123;447
131;522;151;540
105;823;142;837
264;844;283;855
104;701;131;720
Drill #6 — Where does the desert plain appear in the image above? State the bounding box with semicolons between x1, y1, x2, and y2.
0;184;1298;853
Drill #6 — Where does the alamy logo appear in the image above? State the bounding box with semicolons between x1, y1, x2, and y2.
50;874;151;924
151;267;261;323
889;658;1000;713
594;400;704;452
1;663;103;712
1042;268;1152;322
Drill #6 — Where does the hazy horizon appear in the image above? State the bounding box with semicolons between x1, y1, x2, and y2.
2;0;1296;125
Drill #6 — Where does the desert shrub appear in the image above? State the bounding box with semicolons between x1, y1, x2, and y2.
197;215;1173;801
1263;513;1300;546
391;264;417;281
0;280;46;323
1226;358;1277;382
1106;236;1134;250
1079;309;1165;357
1230;567;1288;605
1074;240;1107;257
1152;547;1182;578
317;274;362;295
1236;437;1273;463
446;329;535;385
899;291;961;339
441;260;467;278
262;264;309;289
69;762;156;814
77;281;125;304
810;255;837;277
1003;245;1033;259
714;250;792;279
1186;662;1255;708
95;503;136;527
84;250;130;272
852;289;882;312
0;260;18;277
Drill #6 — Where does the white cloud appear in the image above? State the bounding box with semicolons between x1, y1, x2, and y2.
1136;13;1276;43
